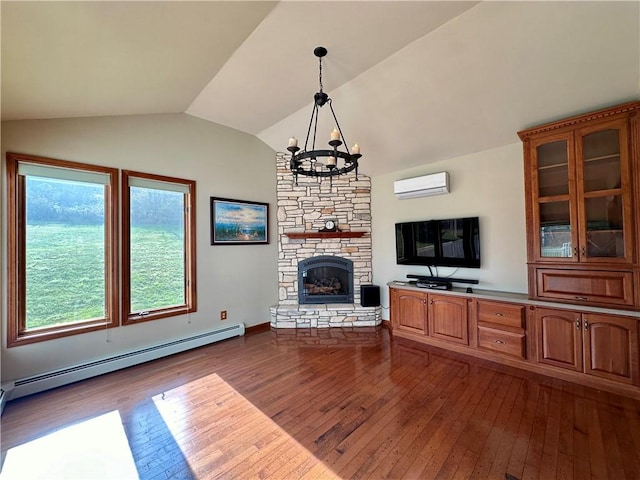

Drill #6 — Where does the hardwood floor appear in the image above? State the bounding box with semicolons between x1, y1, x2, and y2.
2;326;639;479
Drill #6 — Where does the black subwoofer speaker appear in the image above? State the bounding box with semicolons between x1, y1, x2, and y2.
360;285;380;307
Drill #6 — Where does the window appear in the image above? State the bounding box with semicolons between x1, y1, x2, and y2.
6;153;119;346
6;155;197;346
122;170;196;325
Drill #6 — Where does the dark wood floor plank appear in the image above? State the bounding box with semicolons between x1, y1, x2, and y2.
462;374;523;479
499;370;541;478
610;402;640;479
432;368;513;479
407;362;501;478
595;398;628;480
402;368;508;475
359;358;462;479
572;386;592;480
484;377;530;479
585;396;609;480
342;352;463;479
2;327;640;480
555;452;574;480
537;380;563;480
521;382;553;480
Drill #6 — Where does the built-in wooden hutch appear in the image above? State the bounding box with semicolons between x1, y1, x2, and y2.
389;102;640;399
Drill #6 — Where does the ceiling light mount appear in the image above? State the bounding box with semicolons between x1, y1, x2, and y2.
287;46;361;186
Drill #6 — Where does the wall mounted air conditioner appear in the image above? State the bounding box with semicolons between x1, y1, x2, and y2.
394;172;450;199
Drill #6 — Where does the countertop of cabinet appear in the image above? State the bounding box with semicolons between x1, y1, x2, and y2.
387;281;640;318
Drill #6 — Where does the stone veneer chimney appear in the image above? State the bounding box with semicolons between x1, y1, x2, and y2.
270;152;381;328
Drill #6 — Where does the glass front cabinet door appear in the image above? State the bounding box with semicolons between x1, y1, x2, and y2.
531;132;578;262
527;116;634;265
576;118;633;263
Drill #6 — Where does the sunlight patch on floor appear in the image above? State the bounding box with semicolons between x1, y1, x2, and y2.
0;410;137;480
152;372;341;479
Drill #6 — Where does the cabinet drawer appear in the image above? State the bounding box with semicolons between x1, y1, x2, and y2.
536;268;634;307
477;300;524;329
478;326;526;359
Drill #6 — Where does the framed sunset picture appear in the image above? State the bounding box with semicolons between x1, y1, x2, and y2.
210;197;269;245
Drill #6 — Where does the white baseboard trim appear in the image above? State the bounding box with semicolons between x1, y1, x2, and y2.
3;323;245;408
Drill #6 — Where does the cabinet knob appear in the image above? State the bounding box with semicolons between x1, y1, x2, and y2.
494;339;505;345
573;246;578;257
575;296;589;301
581;246;586;257
495;312;504;317
575;319;581;330
584;319;589;330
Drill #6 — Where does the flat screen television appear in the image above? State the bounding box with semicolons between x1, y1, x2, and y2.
395;216;481;268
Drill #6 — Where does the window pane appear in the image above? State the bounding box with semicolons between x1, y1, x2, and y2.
582;129;621;192
585;195;625;258
129;186;185;312
539;201;572;258
537;140;569;197
25;177;106;329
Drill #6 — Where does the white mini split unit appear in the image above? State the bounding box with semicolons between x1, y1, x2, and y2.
394;172;450;199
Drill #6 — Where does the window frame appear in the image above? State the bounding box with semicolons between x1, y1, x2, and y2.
6;152;120;347
121;170;197;325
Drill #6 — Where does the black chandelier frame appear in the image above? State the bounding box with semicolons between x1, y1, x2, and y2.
287;47;361;186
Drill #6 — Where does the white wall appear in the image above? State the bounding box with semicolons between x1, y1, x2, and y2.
1;113;278;381
371;142;528;319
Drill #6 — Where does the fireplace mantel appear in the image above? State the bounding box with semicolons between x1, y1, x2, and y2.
285;231;366;239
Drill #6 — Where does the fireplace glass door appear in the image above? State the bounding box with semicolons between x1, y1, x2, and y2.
298;256;354;304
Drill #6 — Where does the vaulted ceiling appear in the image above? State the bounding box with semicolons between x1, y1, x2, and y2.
2;1;639;176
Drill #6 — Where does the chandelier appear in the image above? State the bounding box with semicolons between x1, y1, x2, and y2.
287;46;361;186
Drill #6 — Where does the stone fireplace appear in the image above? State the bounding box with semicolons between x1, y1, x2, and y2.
270;152;382;328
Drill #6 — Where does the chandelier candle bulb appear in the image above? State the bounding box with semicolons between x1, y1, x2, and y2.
330;128;340;141
327;156;337;166
351;144;360;154
288;137;298;147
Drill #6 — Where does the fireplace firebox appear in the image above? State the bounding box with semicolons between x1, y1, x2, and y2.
298;256;354;304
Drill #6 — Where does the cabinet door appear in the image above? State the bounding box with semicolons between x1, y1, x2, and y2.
583;313;639;385
528;132;579;262
391;289;427;335
428;294;469;345
576;118;634;263
535;307;583;372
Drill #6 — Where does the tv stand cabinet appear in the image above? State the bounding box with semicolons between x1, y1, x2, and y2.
388;282;640;399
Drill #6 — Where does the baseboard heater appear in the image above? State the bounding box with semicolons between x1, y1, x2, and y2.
3;323;245;405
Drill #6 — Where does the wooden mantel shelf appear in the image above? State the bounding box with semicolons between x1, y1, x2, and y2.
285;231;366;239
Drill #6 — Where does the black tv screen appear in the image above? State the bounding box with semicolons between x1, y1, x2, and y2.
395;217;481;268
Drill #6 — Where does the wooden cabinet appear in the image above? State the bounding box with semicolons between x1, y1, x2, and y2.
518;102;640;310
535;307;639;385
388;284;640;397
389;289;469;344
428;294;469;345
390;288;427;335
476;300;526;359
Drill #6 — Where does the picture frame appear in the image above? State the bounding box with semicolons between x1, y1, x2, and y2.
210;197;269;245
